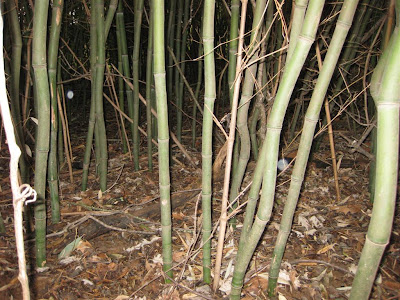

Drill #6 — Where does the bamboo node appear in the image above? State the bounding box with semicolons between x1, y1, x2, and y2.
298;35;315;45
304;116;318;124
336;20;352;30
365;235;389;248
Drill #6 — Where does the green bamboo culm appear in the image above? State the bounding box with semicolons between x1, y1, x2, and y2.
286;0;308;61
174;0;184;141
166;0;177;101
81;0;117;191
104;0;118;38
81;0;98;191
116;12;128;154
132;0;144;171
176;0;190;142
228;0;240;105
116;0;135;161
93;0;108;192
146;2;155;170
228;0;267;227
32;0;51;267
191;41;203;148
153;0;173;280
47;0;64;223
267;0;359;295
230;1;325;298
5;0;29;183
349;19;400;300
201;0;216;284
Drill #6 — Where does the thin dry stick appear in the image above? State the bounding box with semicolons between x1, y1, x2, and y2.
316;44;340;201
60;83;73;164
213;0;248;291
57;88;73;182
0;12;37;298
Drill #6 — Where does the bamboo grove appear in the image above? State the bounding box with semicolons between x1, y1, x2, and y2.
0;0;398;299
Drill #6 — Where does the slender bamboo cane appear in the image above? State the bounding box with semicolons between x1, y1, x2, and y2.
286;0;308;61
32;0;51;267
47;0;64;223
176;0;190;142
230;1;325;298
228;0;266;228
153;0;173;279
267;1;359;295
94;0;108;192
104;0;118;38
116;0;135;160
81;8;97;190
350;21;400;300
167;0;177;100
82;0;117;191
213;0;248;290
228;0;240;106
201;0;216;285
116;17;128;153
174;0;184;141
132;0;144;171
334;0;369;95
5;0;29;183
249;25;269;161
192;42;203;148
146;3;154;170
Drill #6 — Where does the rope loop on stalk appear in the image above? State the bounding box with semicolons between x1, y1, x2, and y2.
18;184;37;205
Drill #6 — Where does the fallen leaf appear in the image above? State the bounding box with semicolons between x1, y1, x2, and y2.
332;204;362;214
317;243;337;254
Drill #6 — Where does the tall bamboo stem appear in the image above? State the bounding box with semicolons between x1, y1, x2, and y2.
266;0;358;295
174;0;184;141
176;0;190;142
201;0;216;284
32;0;51;267
132;0;144;170
230;1;325;298
146;3;154;170
228;0;240;105
213;0;247;290
350;19;400;299
153;0;173;279
47;0;64;223
93;0;108;192
228;0;266;228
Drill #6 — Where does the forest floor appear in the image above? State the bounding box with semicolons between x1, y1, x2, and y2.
1;113;400;300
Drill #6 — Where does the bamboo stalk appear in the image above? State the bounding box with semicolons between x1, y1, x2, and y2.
231;1;325;298
47;0;64;223
201;0;216;285
132;0;144;171
32;0;51;267
350;19;400;299
153;0;173;280
213;0;247;290
146;2;154;170
267;0;357;295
